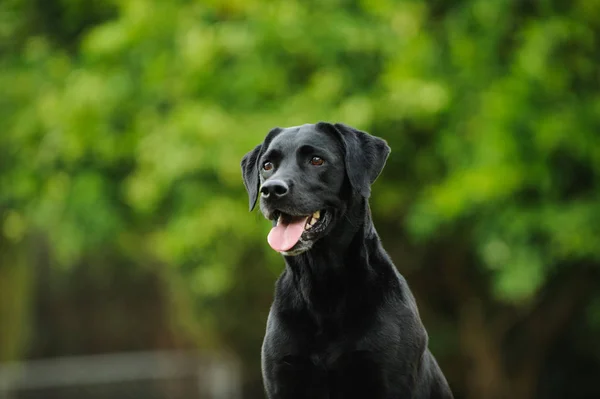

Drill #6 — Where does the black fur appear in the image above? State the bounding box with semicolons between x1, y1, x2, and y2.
241;122;453;399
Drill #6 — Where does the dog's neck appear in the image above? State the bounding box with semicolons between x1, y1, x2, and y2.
282;194;386;317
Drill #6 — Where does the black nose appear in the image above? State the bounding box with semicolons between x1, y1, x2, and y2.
260;180;289;199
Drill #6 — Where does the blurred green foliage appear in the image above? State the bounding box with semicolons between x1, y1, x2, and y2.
1;0;600;398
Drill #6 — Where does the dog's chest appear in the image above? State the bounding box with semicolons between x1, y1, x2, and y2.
303;320;362;368
309;339;348;369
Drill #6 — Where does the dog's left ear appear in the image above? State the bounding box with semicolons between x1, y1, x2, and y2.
241;127;283;211
328;123;391;198
241;144;262;211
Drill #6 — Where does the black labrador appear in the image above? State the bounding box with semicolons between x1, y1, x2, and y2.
241;122;453;399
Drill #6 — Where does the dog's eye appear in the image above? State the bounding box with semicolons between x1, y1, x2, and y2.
263;161;274;171
310;156;324;166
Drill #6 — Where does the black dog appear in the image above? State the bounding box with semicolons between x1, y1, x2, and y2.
241;123;453;399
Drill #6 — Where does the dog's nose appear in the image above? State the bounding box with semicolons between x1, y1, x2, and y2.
260;180;289;199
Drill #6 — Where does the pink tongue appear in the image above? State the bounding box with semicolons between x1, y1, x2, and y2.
267;217;308;252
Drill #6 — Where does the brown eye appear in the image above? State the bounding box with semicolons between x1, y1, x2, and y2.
310;156;324;166
263;161;274;171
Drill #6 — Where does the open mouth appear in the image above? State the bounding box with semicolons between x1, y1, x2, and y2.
267;210;327;253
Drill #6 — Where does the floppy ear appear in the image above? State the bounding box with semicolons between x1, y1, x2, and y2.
241;144;263;211
332;123;391;198
240;128;283;211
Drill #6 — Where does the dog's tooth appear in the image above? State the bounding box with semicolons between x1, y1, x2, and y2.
310;217;317;226
313;210;320;219
305;219;313;230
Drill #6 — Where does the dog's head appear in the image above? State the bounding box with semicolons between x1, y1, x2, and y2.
241;122;390;256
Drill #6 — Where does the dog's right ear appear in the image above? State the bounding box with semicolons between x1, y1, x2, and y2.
322;122;390;198
241;144;263;211
240;128;283;211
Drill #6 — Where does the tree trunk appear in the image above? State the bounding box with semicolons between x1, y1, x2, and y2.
458;266;598;399
459;299;510;399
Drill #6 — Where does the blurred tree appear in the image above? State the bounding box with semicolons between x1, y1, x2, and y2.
1;0;599;398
